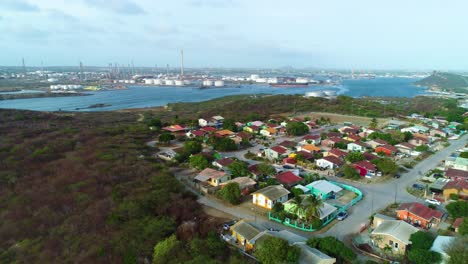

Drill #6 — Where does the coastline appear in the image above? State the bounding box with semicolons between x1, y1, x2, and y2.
0;92;89;100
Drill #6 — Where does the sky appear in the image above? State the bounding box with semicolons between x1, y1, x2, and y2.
1;0;468;70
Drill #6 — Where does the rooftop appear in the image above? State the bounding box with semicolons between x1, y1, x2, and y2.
276;171;303;185
231;221;261;242
194;168;226;181
306;180;343;195
397;202;444;221
253;185;290;200
430;236;455;256
372;220;419;244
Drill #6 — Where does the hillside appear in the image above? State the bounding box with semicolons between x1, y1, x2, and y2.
415;71;468;91
0;110;244;263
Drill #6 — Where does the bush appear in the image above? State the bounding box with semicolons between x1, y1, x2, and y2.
306;237;356;262
446;201;468;218
449;193;459;201
409;231;434;250
255;236;300;264
218;182;241;205
408;249;441;264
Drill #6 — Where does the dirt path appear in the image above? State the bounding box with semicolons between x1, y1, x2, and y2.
293;112;392;127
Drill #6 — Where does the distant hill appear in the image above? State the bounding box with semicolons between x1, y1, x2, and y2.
415;71;468;90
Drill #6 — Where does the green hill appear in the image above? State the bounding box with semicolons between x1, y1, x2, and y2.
415;72;468;90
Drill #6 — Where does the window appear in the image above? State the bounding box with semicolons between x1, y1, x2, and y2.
389;240;393;246
394;242;399;249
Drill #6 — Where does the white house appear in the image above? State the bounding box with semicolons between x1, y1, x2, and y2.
347;142;368;152
315;156;344;170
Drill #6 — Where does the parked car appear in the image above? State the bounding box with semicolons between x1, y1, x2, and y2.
394;174;401;179
223;220;237;230
282;165;294;170
337;211;348;221
425;198;441;206
376;171;382;177
412;183;425;190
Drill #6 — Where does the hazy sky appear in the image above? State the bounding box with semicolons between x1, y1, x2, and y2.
1;0;468;70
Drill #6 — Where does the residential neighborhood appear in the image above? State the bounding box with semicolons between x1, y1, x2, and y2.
151;113;467;263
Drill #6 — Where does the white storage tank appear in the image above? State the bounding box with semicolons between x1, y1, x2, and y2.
250;74;259;80
214;80;225;87
305;91;326;97
153;79;162;85
183;80;191;85
129;80;136;84
296;77;309;84
323;90;337;96
255;78;267;83
124;80;130;84
174;80;184;86
203;80;213;86
165;80;175;86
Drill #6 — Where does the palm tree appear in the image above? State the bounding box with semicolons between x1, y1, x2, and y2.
303;195;323;222
289;195;305;218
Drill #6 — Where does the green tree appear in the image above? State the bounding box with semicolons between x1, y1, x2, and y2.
334;142;347;149
218;182;241;205
153;235;182;264
148;118;162;128
415;145;429;152
254;236;300;264
306;237;356;262
373;158;398;175
459;152;468;159
458;217;468;235
303;195;323;222
286;122;309;136
403;131;414;141
159;133;175;144
408;249;441;264
257;163;277;177
291;187;305;197
272;202;284;214
346;152;365;163
446;201;468;218
409;231;435;250
184;140;203;154
227;160;250;178
444;236;468;264
222;119;237;132
189;155;209;170
343;164;360;179
370;117;378;129
212;137;238;151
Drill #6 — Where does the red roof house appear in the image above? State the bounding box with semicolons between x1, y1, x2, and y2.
353;160;377;177
375;144;398;156
275;171;303;187
397;202;444;228
445;168;468;181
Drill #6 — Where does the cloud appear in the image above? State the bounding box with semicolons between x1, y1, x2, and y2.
189;0;237;8
0;0;40;12
83;0;145;15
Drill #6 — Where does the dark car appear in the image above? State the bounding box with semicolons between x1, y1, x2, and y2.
337;211;348;221
282;165;294;170
412;183;425;190
394;174;401;178
223;220;237;230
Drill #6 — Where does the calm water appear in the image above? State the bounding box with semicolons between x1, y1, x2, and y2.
0;78;426;112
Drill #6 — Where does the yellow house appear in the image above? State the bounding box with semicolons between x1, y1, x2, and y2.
216;129;235;137
300;144;321;153
252;185;290;209
194;168;231;187
230;221;262;252
260;127;277;137
371;220;419;255
442;179;468;200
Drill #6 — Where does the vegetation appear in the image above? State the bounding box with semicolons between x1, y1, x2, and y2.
346;152;365;163
306;237;356;262
227;160;250;178
184;140;203;154
443;236;468;264
458;217;468;235
210;137;237;151
446;201;468;218
222;119;237;132
257;163;277;177
254;236;300;264
189;155;210;170
343;164;360;179
159;132;175;144
408;231;441;264
372;158;398;175
0;110;240;263
218;182;241;205
286;122;309;136
460;152;468;159
414;71;468;91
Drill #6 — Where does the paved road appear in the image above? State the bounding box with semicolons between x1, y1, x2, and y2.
322;134;466;239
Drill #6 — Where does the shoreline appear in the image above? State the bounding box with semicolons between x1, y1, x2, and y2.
0;92;89;100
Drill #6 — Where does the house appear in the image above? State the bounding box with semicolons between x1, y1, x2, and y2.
293;184;310;194
236;131;253;142
215;129;235;137
162;124;187;133
363;152;379;161
316;156;344;170
284;198;338;223
395;142;420;156
353;160;377;177
396;202;444;228
430;236;456;264
275;171;303;187
279;140;297;149
453;157;468;171
199;116;224;127
301;134;321;145
452;218;464;233
260;127;277;137
304;121;318;130
252;185;290;209
221;177;256;195
298;144;321;153
327;132;342;138
295;243;336;264
201;126;217;133
212;157;234;170
243;125;261;134
372;213;396;229
375;144;398;156
409;134;430;146
430;129;447;138
296;150;313;161
442;179;468;201
366;139;388;149
249;120;265;127
194;168;231;187
186;130;207;139
306;180;343;200
371;220;419;255
327;148;348;160
445;168;468;181
344;134;361;142
321;137;343;147
230;220;261;252
347;141;368;152
265;145;289;160
359;128;377;138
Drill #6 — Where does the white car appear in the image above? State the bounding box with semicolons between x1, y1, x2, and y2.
425;198;441;206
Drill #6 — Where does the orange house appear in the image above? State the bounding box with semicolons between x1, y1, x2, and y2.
375;144;398;156
396;202;444;229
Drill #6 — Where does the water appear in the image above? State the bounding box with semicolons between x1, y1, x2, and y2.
0;78;426;112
